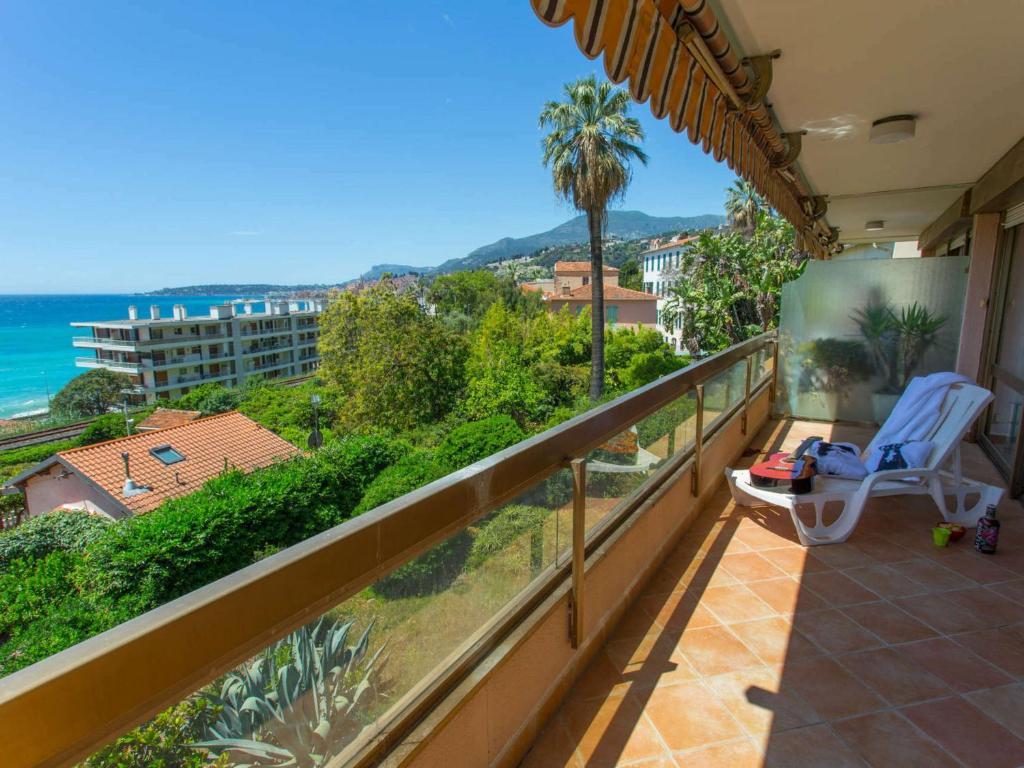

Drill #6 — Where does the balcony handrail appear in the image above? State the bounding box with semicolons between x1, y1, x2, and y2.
0;332;775;768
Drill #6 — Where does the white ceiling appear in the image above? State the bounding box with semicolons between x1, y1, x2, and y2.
713;0;1024;243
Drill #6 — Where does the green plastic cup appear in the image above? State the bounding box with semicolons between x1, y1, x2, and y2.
932;527;951;547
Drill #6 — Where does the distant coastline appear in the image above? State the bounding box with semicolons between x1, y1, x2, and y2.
144;284;341;297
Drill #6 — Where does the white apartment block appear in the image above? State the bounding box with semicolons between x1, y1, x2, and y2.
640;235;698;353
71;299;324;403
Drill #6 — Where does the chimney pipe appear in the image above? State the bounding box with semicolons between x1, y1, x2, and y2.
121;451;150;496
150;305;161;320
127;305;138;321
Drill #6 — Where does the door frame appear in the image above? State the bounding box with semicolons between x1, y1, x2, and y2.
978;221;1024;497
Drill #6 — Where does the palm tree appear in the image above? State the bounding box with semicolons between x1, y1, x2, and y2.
725;179;765;234
539;75;647;400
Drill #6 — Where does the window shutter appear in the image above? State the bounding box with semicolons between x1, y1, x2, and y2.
1004;201;1024;229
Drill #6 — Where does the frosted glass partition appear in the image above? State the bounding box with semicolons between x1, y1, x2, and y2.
777;256;968;424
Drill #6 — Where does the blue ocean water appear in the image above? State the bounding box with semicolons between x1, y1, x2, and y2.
0;295;250;419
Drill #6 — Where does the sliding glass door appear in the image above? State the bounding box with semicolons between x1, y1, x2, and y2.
980;222;1024;496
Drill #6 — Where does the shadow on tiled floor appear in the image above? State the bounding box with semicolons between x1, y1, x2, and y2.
521;420;1024;768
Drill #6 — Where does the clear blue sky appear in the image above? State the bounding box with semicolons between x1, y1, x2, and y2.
0;1;736;294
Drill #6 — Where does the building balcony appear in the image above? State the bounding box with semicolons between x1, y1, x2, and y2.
72;336;139;349
73;357;143;374
238;327;293;338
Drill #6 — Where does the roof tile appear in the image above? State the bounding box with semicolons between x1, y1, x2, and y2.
57;411;301;514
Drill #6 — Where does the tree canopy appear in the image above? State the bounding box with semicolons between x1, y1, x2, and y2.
318;279;468;430
50;369;133;419
662;211;806;355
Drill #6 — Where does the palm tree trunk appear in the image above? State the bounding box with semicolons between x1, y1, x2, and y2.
588;207;605;401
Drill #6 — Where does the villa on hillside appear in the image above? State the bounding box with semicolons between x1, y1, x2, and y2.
523;260;659;327
4;411;299;521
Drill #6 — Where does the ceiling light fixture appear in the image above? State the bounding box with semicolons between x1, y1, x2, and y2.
869;115;916;144
865;220;885;231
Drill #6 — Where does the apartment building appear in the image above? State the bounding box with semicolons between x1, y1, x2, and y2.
640;234;699;352
71;299;324;403
523;261;659;326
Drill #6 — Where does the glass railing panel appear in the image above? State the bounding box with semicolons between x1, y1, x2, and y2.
578;388;699;543
82;473;570;768
702;359;747;430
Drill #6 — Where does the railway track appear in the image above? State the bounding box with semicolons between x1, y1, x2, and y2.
0;374;316;452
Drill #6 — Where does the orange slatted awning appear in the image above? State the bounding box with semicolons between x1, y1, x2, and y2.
530;0;834;256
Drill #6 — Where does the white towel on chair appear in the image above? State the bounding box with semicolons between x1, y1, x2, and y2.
873;372;971;447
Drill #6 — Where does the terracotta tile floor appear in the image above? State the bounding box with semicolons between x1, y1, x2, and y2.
521;420;1024;768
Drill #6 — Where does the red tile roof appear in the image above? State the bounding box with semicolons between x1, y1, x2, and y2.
56;411;301;514
135;408;203;431
554;261;620;274
642;235;700;254
552;285;658;301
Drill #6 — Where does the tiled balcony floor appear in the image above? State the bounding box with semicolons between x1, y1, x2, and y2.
522;420;1024;768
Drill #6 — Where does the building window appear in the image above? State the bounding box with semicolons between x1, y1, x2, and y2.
582;276;590;285
150;445;185;465
606;305;619;324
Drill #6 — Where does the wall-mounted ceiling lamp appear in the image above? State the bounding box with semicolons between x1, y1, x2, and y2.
869;115;916;144
865;220;885;231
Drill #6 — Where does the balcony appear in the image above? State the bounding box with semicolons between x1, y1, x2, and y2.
74;357;142;374
72;336;139;349
521;419;1023;768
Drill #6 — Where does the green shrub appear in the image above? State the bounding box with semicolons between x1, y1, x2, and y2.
467;505;549;570
77;412;128;446
0;438;78;468
436;414;526;471
82;449;377;613
353;451;447;516
172;382;241;414
355;451;471;598
0;510;110;568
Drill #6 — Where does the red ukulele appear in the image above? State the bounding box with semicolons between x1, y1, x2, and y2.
748;436;822;494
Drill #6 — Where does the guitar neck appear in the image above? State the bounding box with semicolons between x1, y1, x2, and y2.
787;436;823;461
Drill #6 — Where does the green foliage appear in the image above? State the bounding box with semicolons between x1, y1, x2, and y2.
467;505;549;570
195;617;384;767
427;270;540;325
318;281;468;431
604;326;687;390
436;415;525;472
636;396;697;448
662;211;806;355
617;258;643;291
353;451;447;516
463;303;590;426
0;510;109;567
237;382;338;439
82;437;401;613
173;382;242;414
0;438;79;468
50;369;133;419
77;412;129;446
85;698;225;768
797;338;874;393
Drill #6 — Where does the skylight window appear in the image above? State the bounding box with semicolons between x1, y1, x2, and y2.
150;445;185;465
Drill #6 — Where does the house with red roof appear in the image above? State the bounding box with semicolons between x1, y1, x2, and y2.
524;260;658;327
4;411;300;521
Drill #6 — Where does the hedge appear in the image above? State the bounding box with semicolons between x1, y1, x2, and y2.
81;434;405;613
467;504;549;571
435;414;525;472
0;510;109;568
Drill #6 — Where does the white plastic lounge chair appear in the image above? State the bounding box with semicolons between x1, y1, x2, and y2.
725;383;1004;546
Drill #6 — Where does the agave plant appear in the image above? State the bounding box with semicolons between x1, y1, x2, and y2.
192;616;387;767
850;301;900;393
894;302;946;388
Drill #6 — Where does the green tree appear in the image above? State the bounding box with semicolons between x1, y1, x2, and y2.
725;178;766;234
50;369;132;419
617;258;643;291
662;211;806;355
539;75;647;401
318;280;468;430
604;326;688;391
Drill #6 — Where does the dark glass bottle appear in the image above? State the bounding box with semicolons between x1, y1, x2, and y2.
975;505;1000;555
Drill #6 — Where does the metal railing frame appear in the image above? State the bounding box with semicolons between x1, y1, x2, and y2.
0;332;777;768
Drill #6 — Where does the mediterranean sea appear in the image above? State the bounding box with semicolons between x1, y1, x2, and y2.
0;295;252;419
